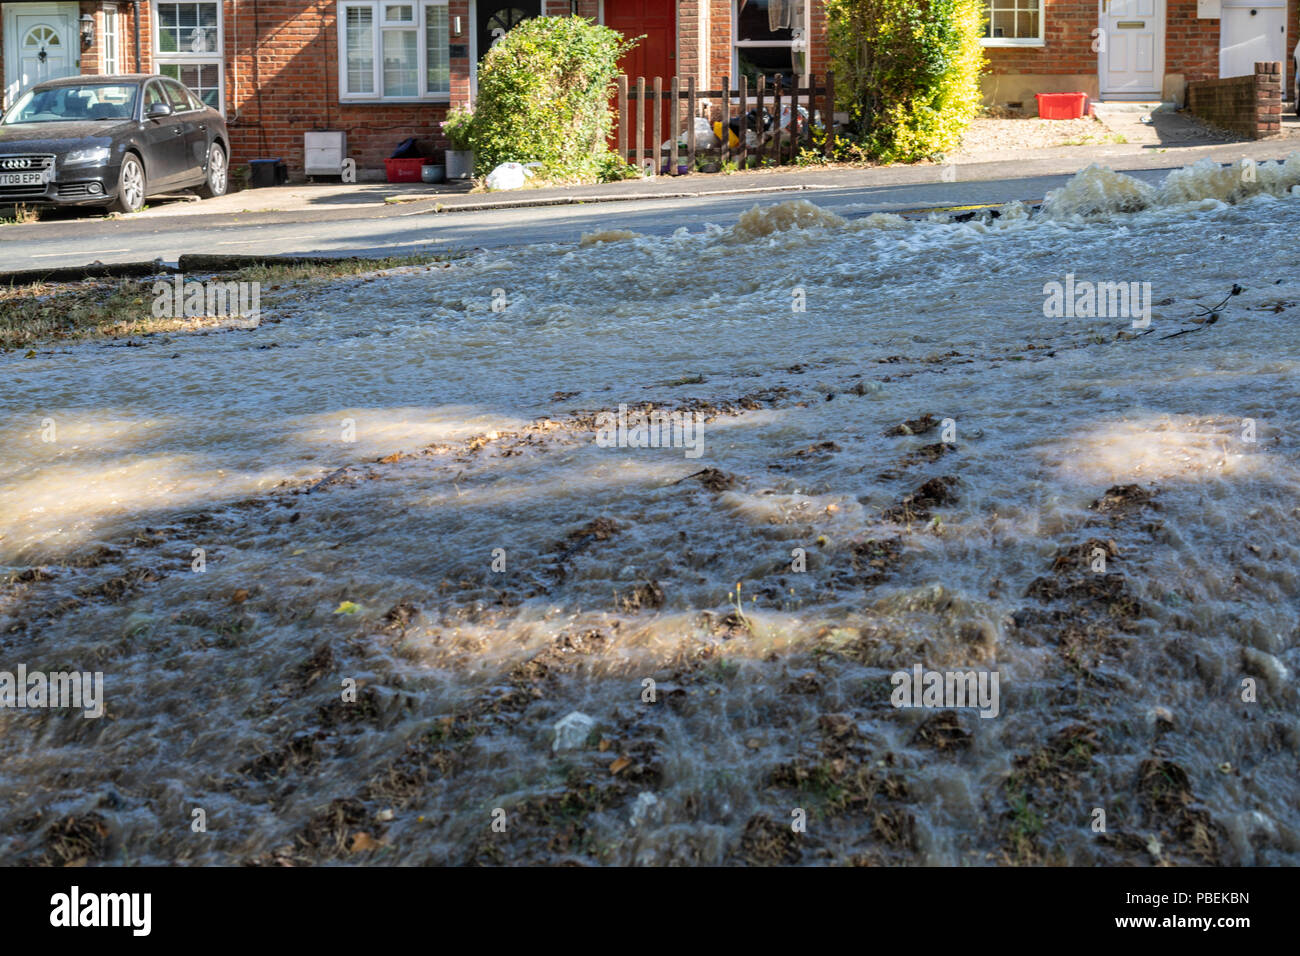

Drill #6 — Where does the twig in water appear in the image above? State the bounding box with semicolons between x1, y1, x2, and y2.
1161;284;1240;340
1161;314;1219;339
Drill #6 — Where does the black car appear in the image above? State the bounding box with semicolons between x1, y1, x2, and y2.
0;74;229;214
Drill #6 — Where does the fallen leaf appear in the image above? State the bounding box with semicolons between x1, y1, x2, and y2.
609;755;632;775
231;588;250;604
348;831;381;853
334;601;361;615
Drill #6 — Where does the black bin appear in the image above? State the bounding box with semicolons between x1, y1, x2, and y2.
248;159;288;188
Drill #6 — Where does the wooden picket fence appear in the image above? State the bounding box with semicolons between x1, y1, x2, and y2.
615;73;836;174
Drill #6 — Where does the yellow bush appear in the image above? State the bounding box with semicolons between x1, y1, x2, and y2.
826;0;987;163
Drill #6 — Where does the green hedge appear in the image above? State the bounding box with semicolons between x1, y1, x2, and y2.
467;17;636;181
825;0;986;163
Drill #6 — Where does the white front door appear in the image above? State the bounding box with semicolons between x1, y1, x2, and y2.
3;4;80;107
1098;0;1165;98
1220;0;1287;78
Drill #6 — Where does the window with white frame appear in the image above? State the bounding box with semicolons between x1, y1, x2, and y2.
102;4;122;74
982;0;1044;45
339;1;450;101
733;0;808;90
153;2;224;110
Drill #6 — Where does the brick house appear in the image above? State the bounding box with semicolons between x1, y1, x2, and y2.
0;0;1292;176
984;0;1295;108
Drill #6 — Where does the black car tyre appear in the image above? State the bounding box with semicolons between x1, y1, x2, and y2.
195;143;228;199
109;154;146;213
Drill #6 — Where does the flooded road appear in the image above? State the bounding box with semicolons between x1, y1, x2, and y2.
2;156;1298;865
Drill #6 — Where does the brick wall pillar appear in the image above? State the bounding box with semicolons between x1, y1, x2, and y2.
1255;60;1282;137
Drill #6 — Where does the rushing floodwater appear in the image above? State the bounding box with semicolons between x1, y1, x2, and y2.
1;156;1298;865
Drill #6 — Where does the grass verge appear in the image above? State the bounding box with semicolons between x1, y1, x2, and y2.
1;254;453;351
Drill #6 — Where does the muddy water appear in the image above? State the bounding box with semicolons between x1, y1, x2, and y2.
2;156;1299;865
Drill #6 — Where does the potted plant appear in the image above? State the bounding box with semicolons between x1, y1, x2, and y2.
442;106;475;180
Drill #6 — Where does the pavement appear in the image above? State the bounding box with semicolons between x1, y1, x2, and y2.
3;111;1299;270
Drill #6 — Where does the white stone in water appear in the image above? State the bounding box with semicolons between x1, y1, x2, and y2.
552;711;596;752
629;792;659;827
122;611;153;638
1243;647;1290;695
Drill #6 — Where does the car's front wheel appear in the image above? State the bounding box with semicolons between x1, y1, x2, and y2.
109;155;146;213
195;143;227;199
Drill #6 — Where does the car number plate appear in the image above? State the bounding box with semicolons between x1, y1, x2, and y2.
0;171;45;186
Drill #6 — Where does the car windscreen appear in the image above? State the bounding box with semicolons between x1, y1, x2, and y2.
1;84;139;124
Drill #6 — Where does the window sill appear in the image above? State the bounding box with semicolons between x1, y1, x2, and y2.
338;96;451;105
981;39;1046;48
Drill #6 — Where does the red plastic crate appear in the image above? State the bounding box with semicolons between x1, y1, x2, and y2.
1035;92;1090;120
384;158;428;183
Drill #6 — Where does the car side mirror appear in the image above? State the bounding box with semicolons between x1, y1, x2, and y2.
146;102;172;119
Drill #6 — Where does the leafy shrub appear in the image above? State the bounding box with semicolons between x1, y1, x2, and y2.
825;0;986;163
467;17;636;181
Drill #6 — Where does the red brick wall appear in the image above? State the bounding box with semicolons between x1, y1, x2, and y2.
218;1;464;174
677;0;700;81
708;0;728;81
1186;59;1282;137
1164;0;1220;85
808;1;828;78
983;0;1096;76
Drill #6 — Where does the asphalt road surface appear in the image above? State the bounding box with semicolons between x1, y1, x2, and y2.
0;168;1185;269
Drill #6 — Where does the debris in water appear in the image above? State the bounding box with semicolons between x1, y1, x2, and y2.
882;476;958;523
793;440;841;458
552;711;597;752
1160;284;1242;339
383;601;420;630
618;580;665;612
1089;484;1156;517
41;813;112;866
629;792;658;826
673;467;736;491
884;413;938;437
609;754;633;775
912;710;972;751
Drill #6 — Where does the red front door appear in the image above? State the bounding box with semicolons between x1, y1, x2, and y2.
605;0;676;163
